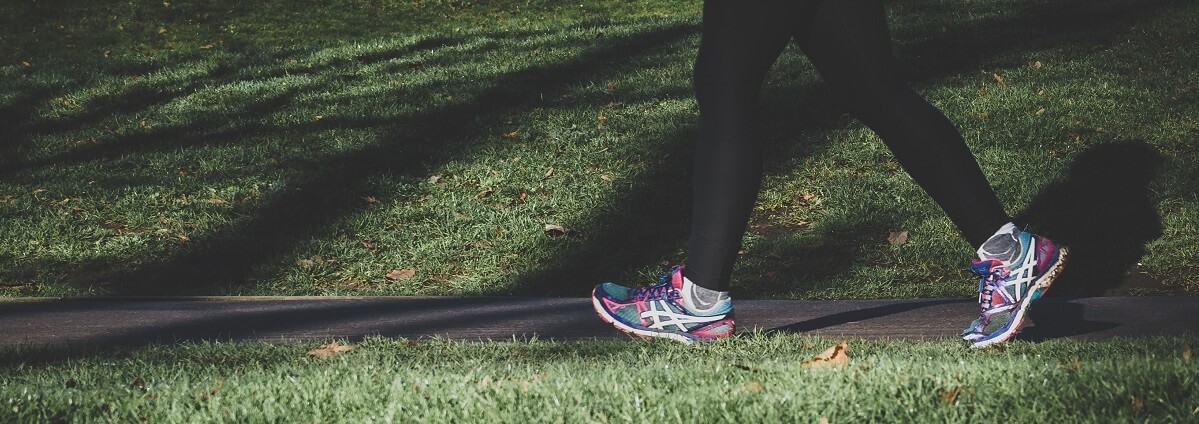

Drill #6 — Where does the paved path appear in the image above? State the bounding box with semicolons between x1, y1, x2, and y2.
1;296;1196;346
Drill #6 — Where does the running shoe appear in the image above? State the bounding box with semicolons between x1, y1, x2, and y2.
592;266;734;344
961;230;1069;348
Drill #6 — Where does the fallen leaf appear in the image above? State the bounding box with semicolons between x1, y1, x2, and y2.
477;376;493;390
362;195;381;204
1131;396;1144;412
428;175;441;184
1184;346;1192;361
599;174;612;182
206;197;226;204
157;26;168;34
386;268;416;280
544;167;554;177
738;382;764;393
307;341;356;358
199;43;215;50
940;386;963;404
1060;356;1082;372
209;381;223;396
130;377;145;390
313;114;323;121
296;259;314;268
475;188;494;199
21;61;32;67
502;130;519;138
1035;107;1046;115
359;240;377;250
888;231;909;246
543;224;568;235
819;418;830;424
992;73;1007;87
1032;61;1043;69
602;101;623;109
802;341;849;369
518;191;528;202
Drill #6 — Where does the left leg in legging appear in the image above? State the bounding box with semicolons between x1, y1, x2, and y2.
796;0;1010;248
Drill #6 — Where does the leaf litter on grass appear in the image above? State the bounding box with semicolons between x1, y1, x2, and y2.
801;341;848;369
307;341;356;358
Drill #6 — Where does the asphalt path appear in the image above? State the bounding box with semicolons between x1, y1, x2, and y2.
1;296;1195;346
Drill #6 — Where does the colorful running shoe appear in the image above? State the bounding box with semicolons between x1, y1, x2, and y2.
961;230;1069;348
592;267;734;344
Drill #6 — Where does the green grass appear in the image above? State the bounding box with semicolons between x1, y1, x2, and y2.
1;0;1197;297
2;336;1196;422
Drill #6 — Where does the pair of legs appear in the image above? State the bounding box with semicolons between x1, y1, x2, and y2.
593;0;1068;347
684;0;1009;291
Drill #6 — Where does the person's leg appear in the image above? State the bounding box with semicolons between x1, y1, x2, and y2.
795;0;1009;248
591;1;802;343
796;0;1068;348
684;0;802;292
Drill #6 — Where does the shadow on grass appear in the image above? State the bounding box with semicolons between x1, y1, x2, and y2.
0;0;1186;301
1018;141;1164;296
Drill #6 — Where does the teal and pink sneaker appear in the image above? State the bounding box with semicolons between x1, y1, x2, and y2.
962;230;1069;348
592;267;734;344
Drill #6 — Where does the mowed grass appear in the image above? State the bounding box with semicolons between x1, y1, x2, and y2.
1;0;1197;297
1;336;1196;422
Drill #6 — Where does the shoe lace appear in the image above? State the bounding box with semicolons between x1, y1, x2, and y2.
630;274;678;301
974;262;1011;313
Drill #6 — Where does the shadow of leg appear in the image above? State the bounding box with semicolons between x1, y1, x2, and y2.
1019;141;1165;296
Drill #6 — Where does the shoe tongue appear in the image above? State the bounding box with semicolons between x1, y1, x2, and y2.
970;259;1003;275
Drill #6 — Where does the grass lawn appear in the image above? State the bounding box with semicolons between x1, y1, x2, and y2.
2;336;1196;422
2;0;1197;298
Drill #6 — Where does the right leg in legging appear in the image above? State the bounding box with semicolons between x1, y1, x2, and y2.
684;1;803;291
795;0;1010;248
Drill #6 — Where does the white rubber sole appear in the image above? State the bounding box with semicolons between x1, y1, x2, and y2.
970;246;1070;349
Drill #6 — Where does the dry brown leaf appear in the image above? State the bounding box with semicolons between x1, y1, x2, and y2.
1036;107;1046;116
477;376;493;390
209;380;224;396
386;268;416;280
1131;396;1144;412
475;188;495;199
359;240;377;250
602;101;623;109
307;341;356;358
21;61;32;67
888;231;910;246
739;382;764;393
428;175;441;184
502;130;519;138
940;387;963;404
157;26;168;34
1032;61;1043;69
130;377;145;390
992;73;1007;87
1184;346;1192;361
199;43;215;50
362;195;381;204
802;341;848;369
518;191;528;202
599;174;612;182
819;417;830;424
544;167;554;177
544;224;568;235
207;197;226;204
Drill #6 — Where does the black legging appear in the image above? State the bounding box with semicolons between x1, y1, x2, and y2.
685;0;1010;291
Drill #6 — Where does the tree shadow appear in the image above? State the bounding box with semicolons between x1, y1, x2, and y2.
1017;141;1165;296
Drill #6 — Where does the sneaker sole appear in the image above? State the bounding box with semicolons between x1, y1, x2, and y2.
970;246;1070;349
590;288;702;345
